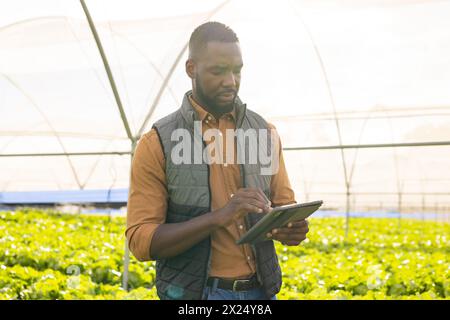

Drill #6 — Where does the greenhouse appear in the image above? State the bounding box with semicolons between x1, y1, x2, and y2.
0;0;449;300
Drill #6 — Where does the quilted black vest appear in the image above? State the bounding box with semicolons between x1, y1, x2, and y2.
152;91;282;300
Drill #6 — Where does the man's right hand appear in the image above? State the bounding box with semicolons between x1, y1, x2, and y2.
214;188;272;227
150;188;271;259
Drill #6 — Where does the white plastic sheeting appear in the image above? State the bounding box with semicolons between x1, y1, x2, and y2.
1;0;449;212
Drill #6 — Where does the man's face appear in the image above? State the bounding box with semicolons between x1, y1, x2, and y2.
187;41;243;115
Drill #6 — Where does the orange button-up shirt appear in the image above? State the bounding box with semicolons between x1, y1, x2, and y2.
126;95;296;279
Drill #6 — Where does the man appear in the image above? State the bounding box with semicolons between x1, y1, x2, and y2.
126;22;309;300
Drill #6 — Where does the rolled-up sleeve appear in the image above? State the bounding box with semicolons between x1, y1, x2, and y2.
126;129;167;261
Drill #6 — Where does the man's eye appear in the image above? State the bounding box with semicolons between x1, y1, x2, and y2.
211;69;225;75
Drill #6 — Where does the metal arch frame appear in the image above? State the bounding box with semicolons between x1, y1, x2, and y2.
80;0;133;142
286;0;450;237
79;0;233;291
343;87;413;228
282;141;450;150
1;14;180;195
78;0;136;291
3;140;450;157
0;74;84;190
0;15;181;109
288;0;352;236
137;0;232;137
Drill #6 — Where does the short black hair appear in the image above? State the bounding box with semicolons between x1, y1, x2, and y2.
189;21;239;59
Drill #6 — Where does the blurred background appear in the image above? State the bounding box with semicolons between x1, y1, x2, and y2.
1;0;449;219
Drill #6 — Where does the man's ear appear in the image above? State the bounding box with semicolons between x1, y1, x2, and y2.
185;59;195;79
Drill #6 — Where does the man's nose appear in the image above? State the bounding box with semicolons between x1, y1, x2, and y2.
222;71;236;88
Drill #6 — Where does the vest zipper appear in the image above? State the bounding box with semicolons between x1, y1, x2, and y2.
244;214;263;285
240;162;263;286
202;141;212;300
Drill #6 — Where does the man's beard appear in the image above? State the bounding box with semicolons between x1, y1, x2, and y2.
195;78;235;117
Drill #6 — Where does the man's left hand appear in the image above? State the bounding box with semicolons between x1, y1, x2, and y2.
267;219;309;246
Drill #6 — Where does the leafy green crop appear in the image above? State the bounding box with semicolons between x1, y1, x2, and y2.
277;217;449;300
0;209;448;299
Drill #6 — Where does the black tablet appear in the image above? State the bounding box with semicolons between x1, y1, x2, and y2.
236;200;323;245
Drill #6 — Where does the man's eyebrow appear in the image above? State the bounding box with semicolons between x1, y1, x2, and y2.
208;63;243;69
208;64;228;69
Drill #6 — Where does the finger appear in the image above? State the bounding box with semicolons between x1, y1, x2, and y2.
240;188;271;207
273;235;306;243
245;198;270;212
241;202;266;214
286;220;308;228
245;190;271;208
284;240;302;246
239;192;271;212
274;224;309;233
272;227;309;236
236;191;265;205
234;202;263;216
279;240;301;246
231;192;266;214
271;232;307;242
256;189;271;206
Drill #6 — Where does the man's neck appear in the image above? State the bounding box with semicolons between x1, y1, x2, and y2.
191;93;231;120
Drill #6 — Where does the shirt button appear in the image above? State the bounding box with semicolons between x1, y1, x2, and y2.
239;225;243;230
247;256;251;260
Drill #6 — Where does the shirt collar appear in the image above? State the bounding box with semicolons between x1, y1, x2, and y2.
188;94;236;122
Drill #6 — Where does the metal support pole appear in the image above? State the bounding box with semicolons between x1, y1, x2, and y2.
122;238;130;290
345;189;350;238
79;0;136;290
122;139;137;290
398;192;402;228
79;0;133;141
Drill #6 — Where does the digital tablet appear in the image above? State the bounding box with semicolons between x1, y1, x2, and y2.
236;200;323;245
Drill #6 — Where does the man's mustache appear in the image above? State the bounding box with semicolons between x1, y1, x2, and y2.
217;89;237;96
